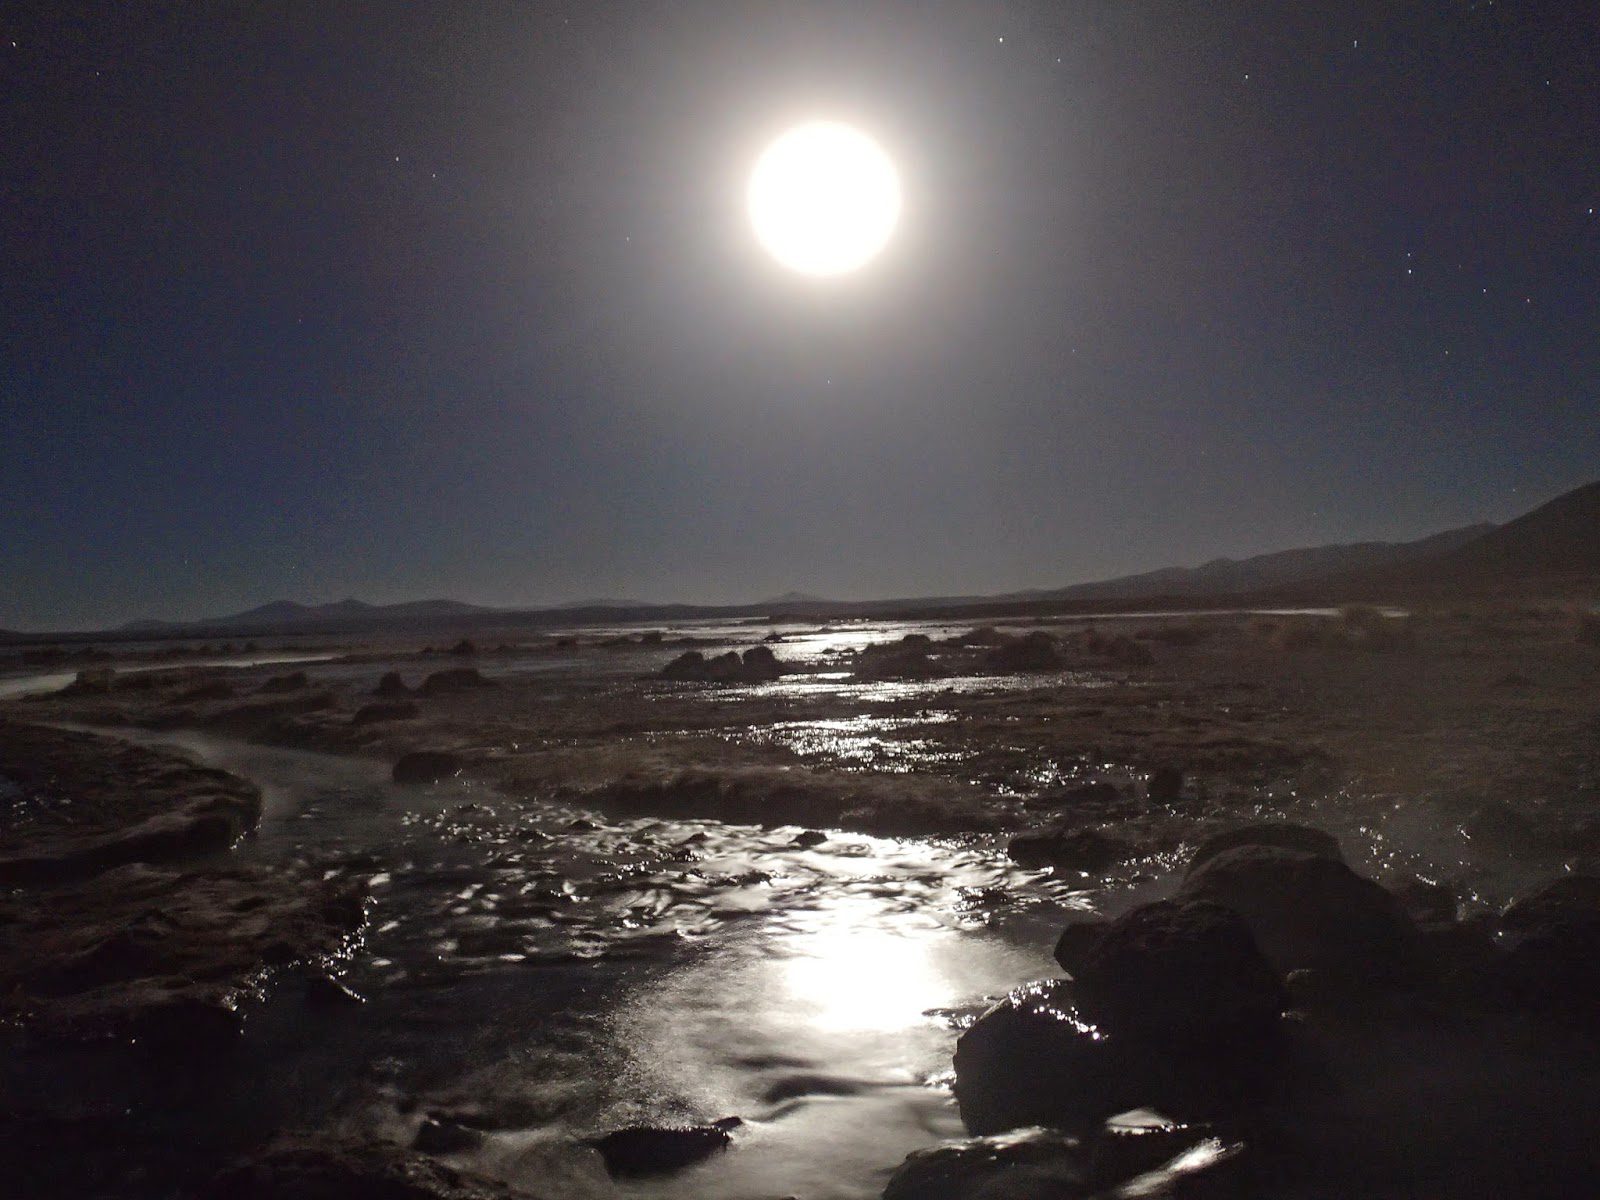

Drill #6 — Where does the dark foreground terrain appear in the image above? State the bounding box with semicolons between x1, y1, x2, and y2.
1;606;1597;1198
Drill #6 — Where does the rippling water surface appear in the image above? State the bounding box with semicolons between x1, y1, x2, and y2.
101;714;1101;1198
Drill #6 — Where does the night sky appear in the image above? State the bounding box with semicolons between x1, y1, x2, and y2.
3;2;1597;631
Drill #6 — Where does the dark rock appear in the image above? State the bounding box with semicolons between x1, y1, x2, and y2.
419;668;496;696
1091;1119;1247;1198
1147;767;1185;803
304;972;366;1007
374;672;412;697
1089;1111;1211;1189
981;631;1064;673
413;1116;482;1155
791;829;827;848
1390;878;1458;925
1489;875;1600;1027
659;647;784;683
852;647;950;681
1501;874;1600;930
0;723;263;885
353;701;421;725
1180;846;1420;988
199;1134;537;1200
393;751;463;785
953;981;1146;1134
1008;827;1132;873
448;639;477;656
660;650;708;679
1052;917;1110;977
882;1126;1088;1200
738;644;782;680
258;671;311;694
1186;823;1343;875
591;1122;735;1177
1069;901;1287;1046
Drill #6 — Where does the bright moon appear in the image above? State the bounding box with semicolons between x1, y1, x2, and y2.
747;121;902;276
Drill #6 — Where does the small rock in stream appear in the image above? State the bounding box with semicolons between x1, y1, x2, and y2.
591;1119;740;1177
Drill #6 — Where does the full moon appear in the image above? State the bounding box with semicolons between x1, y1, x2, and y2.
747;121;902;276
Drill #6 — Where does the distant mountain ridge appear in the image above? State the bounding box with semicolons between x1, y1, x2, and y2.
1009;523;1496;603
17;477;1593;640
1287;480;1600;598
118;597;498;632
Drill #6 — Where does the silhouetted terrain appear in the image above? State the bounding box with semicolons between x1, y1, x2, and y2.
4;480;1596;646
1276;480;1600;600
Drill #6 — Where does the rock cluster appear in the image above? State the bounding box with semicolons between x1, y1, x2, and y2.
659;646;785;683
943;819;1600;1197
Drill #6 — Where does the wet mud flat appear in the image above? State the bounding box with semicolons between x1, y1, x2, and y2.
0;608;1597;1197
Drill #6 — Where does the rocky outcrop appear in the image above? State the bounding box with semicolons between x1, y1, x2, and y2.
374;671;412;697
1179;844;1420;988
980;631;1064;673
659;647;785;683
1063;900;1287;1046
882;1127;1087;1199
199;1135;545;1200
0;721;262;884
953;981;1143;1134
0;861;366;1041
956;902;1291;1134
882;1120;1242;1200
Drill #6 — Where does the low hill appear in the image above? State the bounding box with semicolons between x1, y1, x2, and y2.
1275;480;1600;600
116;597;500;633
1010;523;1494;603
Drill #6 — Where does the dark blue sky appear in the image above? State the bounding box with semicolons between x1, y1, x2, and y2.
3;1;1597;630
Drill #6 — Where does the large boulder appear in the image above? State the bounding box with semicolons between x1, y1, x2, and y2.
1066;900;1287;1047
953;981;1147;1135
1179;846;1421;988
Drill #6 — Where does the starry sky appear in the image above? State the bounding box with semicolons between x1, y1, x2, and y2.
3;1;1597;630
